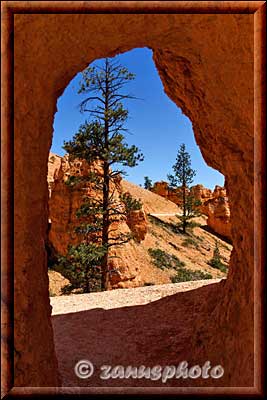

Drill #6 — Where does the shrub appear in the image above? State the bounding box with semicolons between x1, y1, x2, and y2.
150;230;158;238
60;284;74;295
120;192;143;211
186;220;201;229
171;269;212;283
148;248;185;270
208;240;228;273
181;237;199;249
194;234;204;242
55;243;105;293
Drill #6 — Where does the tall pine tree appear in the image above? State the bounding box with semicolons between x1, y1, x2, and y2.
63;58;144;291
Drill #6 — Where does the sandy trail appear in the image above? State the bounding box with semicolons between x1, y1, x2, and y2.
51;279;224;387
50;279;221;315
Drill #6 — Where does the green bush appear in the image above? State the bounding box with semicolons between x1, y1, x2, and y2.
171;269;212;283
186;220;201;229
120;192;143;211
194;234;204;242
60;284;74;295
148;248;185;270
208;258;227;273
181;237;199;249
208;240;228;273
55;243;106;293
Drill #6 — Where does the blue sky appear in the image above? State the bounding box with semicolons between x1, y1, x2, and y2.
52;48;224;189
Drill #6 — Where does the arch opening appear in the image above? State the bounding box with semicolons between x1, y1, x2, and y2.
47;48;233;387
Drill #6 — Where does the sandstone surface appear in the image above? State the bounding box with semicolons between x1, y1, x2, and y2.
152;181;232;240
48;155;149;289
204;196;231;240
48;159;232;294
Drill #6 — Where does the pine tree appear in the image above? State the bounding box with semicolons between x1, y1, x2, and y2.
208;240;227;272
168;143;201;233
62;58;144;291
144;176;153;190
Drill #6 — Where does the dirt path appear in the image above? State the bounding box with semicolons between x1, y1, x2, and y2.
51;279;224;387
50;279;222;315
149;213;181;217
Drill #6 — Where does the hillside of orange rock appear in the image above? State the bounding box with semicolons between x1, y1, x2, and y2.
47;153;232;293
152;181;231;241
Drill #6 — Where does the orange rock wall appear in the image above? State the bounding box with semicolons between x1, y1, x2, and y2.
11;7;260;389
153;181;232;240
49;156;107;255
191;184;213;204
204;196;231;240
48;155;148;288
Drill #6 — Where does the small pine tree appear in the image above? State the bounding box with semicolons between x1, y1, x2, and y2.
208;240;227;272
168;143;201;233
144;176;153;190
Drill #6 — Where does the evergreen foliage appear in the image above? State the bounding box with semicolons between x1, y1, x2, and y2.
144;176;153;190
59;58;144;291
208;240;227;272
168;143;201;233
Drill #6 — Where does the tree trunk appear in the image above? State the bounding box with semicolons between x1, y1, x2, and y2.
85;263;90;293
182;184;186;233
101;161;110;290
101;61;110;291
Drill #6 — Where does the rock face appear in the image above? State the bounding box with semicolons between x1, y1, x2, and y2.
126;209;148;243
151;181;184;205
152;181;214;207
48;154;148;288
47;152;62;196
10;7;260;390
202;190;231;240
204;196;231;240
48;155;104;255
48;270;70;297
190;184;213;203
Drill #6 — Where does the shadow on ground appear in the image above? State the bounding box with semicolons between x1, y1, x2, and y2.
52;281;227;387
200;225;232;245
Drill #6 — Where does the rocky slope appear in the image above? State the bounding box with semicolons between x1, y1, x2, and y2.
47;154;232;294
152;181;231;241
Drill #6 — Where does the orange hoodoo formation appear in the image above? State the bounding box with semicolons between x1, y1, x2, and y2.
152;181;231;241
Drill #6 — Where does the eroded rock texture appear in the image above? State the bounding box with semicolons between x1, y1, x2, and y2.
190;184;213;204
196;185;232;241
48;154;148;288
204;196;231;240
151;181;185;204
13;11;255;388
152;181;232;240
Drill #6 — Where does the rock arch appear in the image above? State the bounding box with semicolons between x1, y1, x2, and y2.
4;3;263;391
